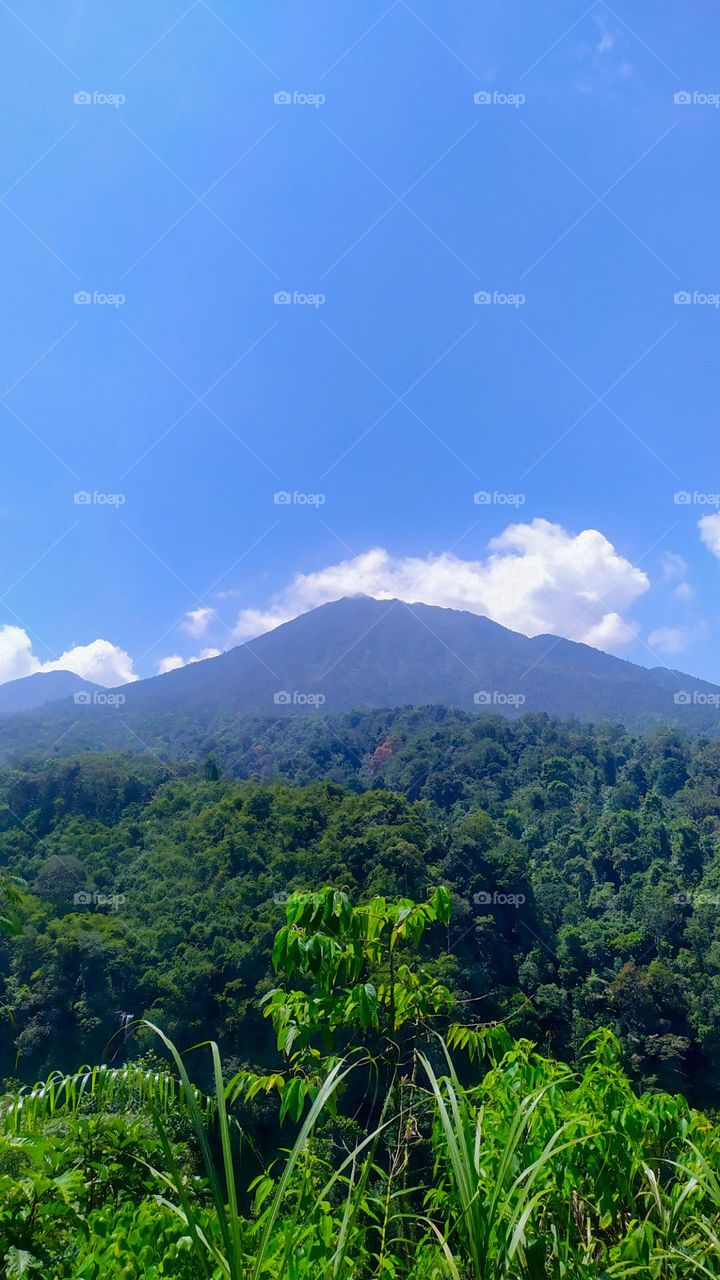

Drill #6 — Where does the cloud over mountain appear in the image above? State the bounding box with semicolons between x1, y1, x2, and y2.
0;627;137;688
234;519;649;654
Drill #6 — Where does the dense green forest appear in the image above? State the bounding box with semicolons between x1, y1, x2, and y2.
3;886;720;1277
2;708;720;1103
4;708;720;1273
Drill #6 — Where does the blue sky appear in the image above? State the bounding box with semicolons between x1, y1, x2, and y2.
1;1;720;687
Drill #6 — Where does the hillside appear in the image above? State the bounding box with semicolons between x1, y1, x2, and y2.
0;597;718;765
2;710;720;1102
113;595;720;726
0;670;103;714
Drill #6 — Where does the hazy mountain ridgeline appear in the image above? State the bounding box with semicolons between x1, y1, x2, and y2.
0;670;104;713
0;597;720;769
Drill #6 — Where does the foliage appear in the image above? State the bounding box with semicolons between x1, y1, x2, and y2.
3;711;720;1107
3;907;720;1276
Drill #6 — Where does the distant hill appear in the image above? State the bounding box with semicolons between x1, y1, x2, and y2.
0;671;103;714
0;596;718;761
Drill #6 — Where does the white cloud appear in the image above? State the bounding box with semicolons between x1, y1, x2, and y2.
45;640;138;686
583;612;640;650
648;626;692;657
182;607;216;638
157;647;221;675
661;551;688;580
234;606;293;639
0;626;138;688
572;14;633;93
158;655;185;674
700;513;720;558
0;626;40;684
234;519;650;655
674;582;695;602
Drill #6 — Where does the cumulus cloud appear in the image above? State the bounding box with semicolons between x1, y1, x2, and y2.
674;582;695;602
45;640;137;686
648;626;691;657
233;520;650;655
182;607;216;638
660;552;688;580
157;647;221;675
0;626;137;687
699;513;720;558
582;613;640;650
0;627;40;684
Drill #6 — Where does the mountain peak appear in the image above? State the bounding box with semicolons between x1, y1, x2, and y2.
0;670;104;715
104;596;720;732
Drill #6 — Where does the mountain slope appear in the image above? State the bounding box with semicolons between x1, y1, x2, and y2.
0;597;718;762
0;671;103;714
113;595;720;729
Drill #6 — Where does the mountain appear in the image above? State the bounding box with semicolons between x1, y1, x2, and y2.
0;597;718;762
0;671;104;714
110;595;720;730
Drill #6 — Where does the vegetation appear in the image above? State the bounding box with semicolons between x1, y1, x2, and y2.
2;712;720;1102
3;709;720;1271
3;889;720;1277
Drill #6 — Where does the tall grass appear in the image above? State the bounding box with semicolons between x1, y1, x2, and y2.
4;1026;720;1278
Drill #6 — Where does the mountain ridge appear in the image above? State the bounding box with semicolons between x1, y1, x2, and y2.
1;596;716;740
0;670;104;715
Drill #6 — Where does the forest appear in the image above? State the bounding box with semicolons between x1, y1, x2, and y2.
2;708;720;1274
